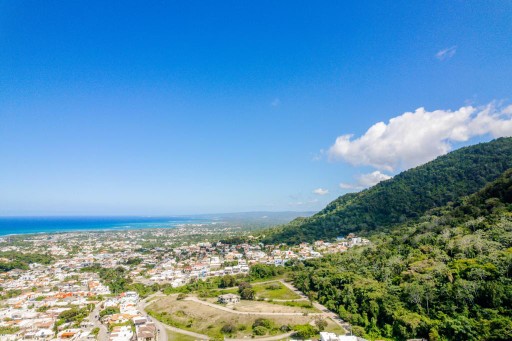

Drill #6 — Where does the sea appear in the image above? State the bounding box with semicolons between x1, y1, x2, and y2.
0;216;203;236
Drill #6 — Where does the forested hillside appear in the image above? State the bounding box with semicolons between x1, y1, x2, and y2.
291;168;512;340
264;137;512;244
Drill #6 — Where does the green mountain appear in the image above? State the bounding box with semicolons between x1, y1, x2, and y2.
291;168;512;340
263;137;512;244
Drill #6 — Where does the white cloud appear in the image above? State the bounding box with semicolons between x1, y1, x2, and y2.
436;46;457;60
340;171;392;190
328;103;512;172
339;182;358;190
313;188;329;195
357;171;392;187
503;105;512;115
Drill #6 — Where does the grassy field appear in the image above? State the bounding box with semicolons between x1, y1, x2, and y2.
147;295;315;339
252;281;301;300
267;299;319;312
249;274;288;283
324;319;346;335
209;287;239;296
203;297;318;314
166;330;197;341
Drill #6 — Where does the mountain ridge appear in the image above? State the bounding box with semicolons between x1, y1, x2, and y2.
290;166;512;340
263;137;512;244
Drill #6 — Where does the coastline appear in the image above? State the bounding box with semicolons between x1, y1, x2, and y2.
0;216;204;237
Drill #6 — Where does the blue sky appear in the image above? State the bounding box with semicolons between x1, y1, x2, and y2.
1;1;512;215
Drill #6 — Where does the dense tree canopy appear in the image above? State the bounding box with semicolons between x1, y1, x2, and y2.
291;169;512;340
263;137;512;244
0;252;53;272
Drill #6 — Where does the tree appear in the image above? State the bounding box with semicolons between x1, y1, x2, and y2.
287;167;512;340
238;282;252;293
240;287;256;300
220;275;236;288
100;307;120;317
238;282;255;300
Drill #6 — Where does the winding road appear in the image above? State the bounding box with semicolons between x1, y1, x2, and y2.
138;295;209;340
137;278;352;340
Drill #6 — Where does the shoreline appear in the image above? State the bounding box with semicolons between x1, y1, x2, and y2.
0;216;208;237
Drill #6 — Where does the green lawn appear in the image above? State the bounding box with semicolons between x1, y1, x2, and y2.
252;281;301;300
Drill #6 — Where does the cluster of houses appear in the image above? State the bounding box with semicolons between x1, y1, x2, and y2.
319;332;360;341
0;286;157;340
101;291;158;341
0;228;369;340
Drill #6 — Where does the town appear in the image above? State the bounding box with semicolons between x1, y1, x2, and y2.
0;226;369;341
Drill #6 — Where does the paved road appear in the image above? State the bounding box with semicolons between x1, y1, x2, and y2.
138;294;210;340
137;299;169;341
88;304;108;341
138;280;353;340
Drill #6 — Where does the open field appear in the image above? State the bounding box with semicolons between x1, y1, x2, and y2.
201;297;319;314
209;287;239;296
147;295;316;339
267;299;319;312
252;281;301;300
166;330;197;341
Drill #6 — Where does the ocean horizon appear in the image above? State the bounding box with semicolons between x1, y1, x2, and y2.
0;216;203;236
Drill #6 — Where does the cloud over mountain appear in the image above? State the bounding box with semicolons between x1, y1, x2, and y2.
328;104;512;172
313;188;329;195
340;171;392;190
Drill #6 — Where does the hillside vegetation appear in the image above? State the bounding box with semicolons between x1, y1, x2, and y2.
264;137;512;244
291;168;512;340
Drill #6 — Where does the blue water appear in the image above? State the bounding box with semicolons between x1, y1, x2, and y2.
0;216;202;236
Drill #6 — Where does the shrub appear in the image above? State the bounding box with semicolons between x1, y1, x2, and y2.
293;324;318;339
221;323;236;334
253;318;273;329
280;324;291;332
265;283;281;290
238;282;252;293
314;317;327;331
253;326;267;336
